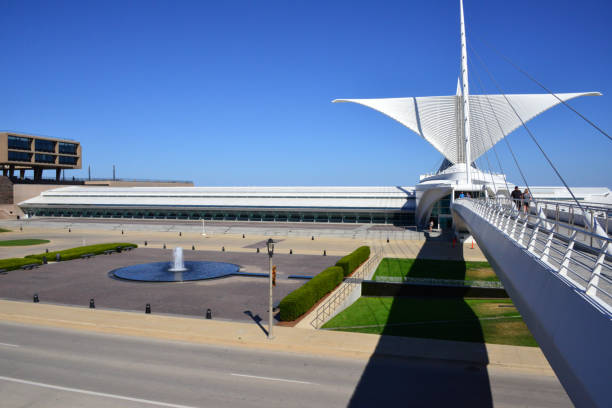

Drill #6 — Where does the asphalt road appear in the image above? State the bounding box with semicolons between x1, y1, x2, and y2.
0;322;571;407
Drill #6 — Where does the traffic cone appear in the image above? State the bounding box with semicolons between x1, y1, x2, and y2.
471;240;474;249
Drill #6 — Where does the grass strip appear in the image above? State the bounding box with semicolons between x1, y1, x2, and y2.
0;228;11;233
24;242;138;261
373;258;498;282
0;239;50;247
0;257;43;271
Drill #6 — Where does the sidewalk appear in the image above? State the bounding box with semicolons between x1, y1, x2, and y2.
0;224;488;262
0;299;553;375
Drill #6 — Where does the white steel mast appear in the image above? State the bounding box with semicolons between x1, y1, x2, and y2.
460;0;472;185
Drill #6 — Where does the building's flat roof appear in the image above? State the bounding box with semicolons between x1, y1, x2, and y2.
18;185;611;211
19;186;416;211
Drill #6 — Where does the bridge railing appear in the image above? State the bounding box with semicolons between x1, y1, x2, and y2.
374;275;504;288
527;199;610;238
457;198;612;314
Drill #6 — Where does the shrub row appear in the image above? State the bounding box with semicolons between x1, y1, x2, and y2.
0;257;43;271
278;245;371;322
25;243;138;262
335;246;370;277
279;266;344;321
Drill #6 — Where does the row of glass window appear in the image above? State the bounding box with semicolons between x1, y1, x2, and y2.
8;151;79;165
35;154;55;163
27;208;415;225
58;156;78;165
58;142;78;155
8;136;32;150
7;136;78;155
8;151;32;162
35;139;55;153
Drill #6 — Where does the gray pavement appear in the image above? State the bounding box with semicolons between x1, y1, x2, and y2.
0;248;340;322
1;217;426;240
0;321;571;408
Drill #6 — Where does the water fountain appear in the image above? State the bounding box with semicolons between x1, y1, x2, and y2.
110;247;240;282
168;247;187;272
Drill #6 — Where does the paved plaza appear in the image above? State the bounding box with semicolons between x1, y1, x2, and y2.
0;217;487;261
0;218;487;324
0;248;340;322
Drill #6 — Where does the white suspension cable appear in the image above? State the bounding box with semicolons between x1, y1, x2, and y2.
469;44;587;214
472;36;611;143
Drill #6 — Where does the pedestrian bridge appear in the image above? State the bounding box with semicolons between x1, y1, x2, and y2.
452;198;611;408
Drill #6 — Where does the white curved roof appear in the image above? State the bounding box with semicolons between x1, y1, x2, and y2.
334;92;600;164
19;186;416;211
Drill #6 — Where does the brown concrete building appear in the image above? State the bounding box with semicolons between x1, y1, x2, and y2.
0;132;81;181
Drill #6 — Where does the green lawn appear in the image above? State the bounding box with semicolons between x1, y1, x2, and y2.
0;239;50;247
373;258;498;282
322;297;537;347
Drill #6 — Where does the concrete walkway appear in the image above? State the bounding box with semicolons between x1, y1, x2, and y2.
0;299;553;375
0;221;488;261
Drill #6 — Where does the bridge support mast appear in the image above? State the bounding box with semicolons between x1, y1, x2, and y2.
460;0;472;185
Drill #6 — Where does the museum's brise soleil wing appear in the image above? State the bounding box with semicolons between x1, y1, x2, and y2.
333;92;600;165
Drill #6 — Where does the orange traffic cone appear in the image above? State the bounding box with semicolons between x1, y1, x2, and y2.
471;240;474;249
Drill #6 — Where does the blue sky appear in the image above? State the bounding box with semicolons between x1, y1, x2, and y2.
1;0;610;187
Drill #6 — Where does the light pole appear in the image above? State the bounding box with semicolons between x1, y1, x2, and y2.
266;238;275;339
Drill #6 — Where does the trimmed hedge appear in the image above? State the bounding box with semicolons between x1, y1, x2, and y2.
279;245;371;321
279;266;344;321
0;257;43;271
25;243;138;262
336;246;370;277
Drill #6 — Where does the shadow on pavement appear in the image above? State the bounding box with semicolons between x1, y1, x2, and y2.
347;234;493;407
243;310;268;336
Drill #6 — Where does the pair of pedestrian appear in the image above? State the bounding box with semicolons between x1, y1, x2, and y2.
510;186;531;213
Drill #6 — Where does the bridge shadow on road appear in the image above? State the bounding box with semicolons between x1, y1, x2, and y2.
347;233;493;407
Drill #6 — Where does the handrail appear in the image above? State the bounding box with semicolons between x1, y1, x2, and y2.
455;198;612;313
374;275;504;289
310;248;383;329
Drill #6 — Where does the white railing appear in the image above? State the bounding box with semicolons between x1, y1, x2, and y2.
529;199;610;238
310;248;383;329
374;275;504;289
457;198;612;314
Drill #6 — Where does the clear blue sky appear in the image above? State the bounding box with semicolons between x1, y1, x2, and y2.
1;0;610;187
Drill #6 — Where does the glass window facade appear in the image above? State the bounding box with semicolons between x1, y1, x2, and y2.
35;153;56;163
8;151;32;162
35;139;56;153
58;155;78;165
58;142;78;155
431;194;452;217
24;207;414;226
7;135;32;150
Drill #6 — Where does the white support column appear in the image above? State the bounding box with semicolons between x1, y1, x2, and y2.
559;231;577;278
518;213;528;247
586;241;609;298
541;231;555;265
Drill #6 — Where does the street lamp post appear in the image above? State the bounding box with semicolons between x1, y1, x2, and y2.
266;238;275;339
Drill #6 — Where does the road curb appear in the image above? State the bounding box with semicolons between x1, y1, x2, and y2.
0;299;554;375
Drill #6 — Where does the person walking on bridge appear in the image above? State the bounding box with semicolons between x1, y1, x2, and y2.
511;186;523;210
523;188;531;214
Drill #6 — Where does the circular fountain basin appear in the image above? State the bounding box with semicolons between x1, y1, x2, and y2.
111;261;240;282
